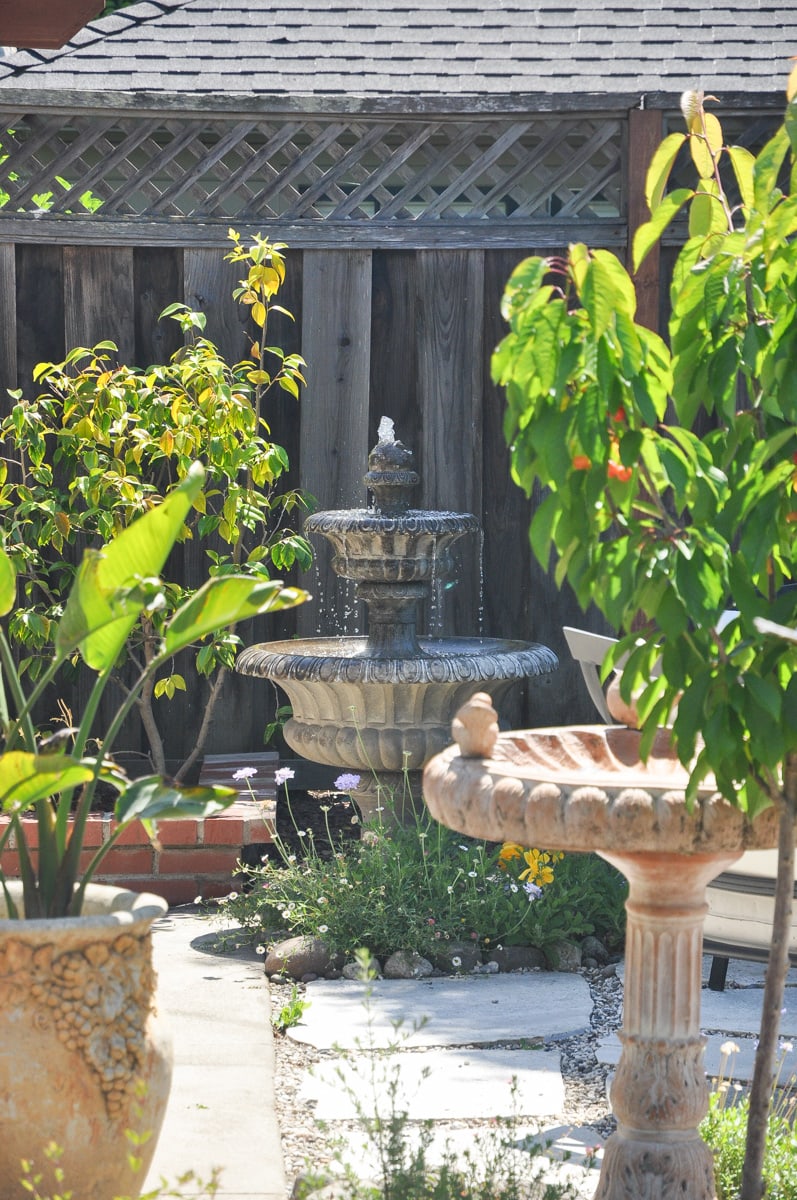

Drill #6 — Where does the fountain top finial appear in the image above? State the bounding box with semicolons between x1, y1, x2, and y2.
365;416;419;515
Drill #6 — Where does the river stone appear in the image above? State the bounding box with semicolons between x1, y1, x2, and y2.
342;954;382;980
487;944;546;972
430;940;481;973
547;940;582;972
383;950;434;979
264;936;333;980
581;935;610;964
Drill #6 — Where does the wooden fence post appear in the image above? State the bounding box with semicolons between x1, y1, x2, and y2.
627;106;664;333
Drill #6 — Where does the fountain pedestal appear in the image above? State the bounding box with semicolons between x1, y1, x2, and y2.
422;693;787;1200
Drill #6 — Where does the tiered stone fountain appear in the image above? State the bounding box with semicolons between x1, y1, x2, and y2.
236;419;558;820
423;693;785;1200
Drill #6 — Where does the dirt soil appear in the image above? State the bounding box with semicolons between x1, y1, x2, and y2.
241;788;362;869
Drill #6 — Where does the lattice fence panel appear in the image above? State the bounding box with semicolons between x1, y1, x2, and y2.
0;109;623;224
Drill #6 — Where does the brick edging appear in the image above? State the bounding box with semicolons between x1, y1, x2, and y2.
0;798;276;906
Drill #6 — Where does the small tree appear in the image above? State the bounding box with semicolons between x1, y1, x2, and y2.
0;231;311;780
492;71;797;1200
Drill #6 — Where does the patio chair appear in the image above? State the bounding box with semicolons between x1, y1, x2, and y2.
562;622;797;991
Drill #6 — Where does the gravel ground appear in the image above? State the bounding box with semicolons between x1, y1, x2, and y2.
269;963;623;1193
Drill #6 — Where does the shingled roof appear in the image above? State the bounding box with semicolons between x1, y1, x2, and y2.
0;0;792;100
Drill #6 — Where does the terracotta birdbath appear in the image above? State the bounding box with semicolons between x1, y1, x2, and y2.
422;693;783;1200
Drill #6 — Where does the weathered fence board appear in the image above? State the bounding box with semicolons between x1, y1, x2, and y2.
14;244;65;396
64;246;135;363
416;249;484;638
297;249;373;638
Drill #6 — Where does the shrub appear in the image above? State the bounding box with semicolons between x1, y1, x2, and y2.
222;779;627;963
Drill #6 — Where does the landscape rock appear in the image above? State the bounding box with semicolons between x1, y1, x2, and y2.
487;944;546;973
342;954;381;980
547;939;582;972
264;936;334;980
581;935;610;965
430;940;481;973
383;950;434;979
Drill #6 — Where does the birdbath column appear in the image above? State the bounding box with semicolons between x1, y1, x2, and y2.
596;847;740;1200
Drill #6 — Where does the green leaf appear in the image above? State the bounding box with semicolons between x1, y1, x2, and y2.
688;112;724;178
727;145;756;208
753;126;790;212
164;576;307;655
0;751;94;809
0;546;15;615
633;189;693;272
645;132;688;212
55;463;205;669
114;775;235;826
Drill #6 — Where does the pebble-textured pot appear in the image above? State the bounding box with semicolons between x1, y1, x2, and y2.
0;883;172;1200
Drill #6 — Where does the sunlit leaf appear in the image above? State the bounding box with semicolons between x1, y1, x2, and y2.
645;132;688;212
633;189;693;272
56;463;205;669
689;112;724;177
0;546;15;616
164;576;308;655
0;751;94;809
114;775;235;826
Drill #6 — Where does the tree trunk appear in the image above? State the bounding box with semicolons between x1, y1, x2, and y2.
740;753;796;1200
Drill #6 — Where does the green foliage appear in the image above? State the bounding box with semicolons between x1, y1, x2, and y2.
701;1042;797;1199
0;231;312;778
494;84;797;817
19;1139;221;1200
222;788;626;963
271;983;311;1034
0;464;307;918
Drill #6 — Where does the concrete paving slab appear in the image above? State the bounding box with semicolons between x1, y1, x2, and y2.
700;983;797;1037
616;955;797;990
144;908;285;1200
300;1045;565;1120
290;973;593;1050
596;1031;763;1082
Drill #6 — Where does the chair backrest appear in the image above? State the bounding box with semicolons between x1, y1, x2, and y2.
562;627;618;723
563;612;738;723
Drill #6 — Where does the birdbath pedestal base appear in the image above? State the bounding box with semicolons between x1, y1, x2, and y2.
595;848;740;1200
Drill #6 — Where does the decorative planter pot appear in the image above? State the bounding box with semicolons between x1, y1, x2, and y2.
423;695;788;1200
0;884;172;1200
0;0;103;49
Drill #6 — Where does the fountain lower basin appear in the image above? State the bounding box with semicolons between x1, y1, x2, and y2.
422;694;785;1200
237;636;557;787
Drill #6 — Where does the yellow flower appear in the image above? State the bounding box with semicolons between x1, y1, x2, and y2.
497;842;524;870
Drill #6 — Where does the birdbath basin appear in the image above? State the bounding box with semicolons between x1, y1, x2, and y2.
422;694;782;1200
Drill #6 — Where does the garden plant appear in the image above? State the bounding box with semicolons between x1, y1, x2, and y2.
223;771;627;966
0;230;311;781
0;462;307;918
492;68;797;1198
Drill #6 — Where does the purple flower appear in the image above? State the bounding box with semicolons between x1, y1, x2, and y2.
524;882;542;901
334;773;361;791
274;767;295;786
233;766;258;781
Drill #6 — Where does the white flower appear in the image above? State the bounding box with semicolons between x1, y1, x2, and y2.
468;871;478;878
319;924;329;934
447;886;454;894
193;895;203;904
227;891;238;901
233;766;258;780
274;766;296;786
452;956;462;967
318;896;328;905
255;945;266;955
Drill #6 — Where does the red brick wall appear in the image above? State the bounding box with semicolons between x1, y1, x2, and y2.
0;799;275;906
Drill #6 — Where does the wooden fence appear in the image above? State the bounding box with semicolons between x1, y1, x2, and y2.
0;91;782;763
